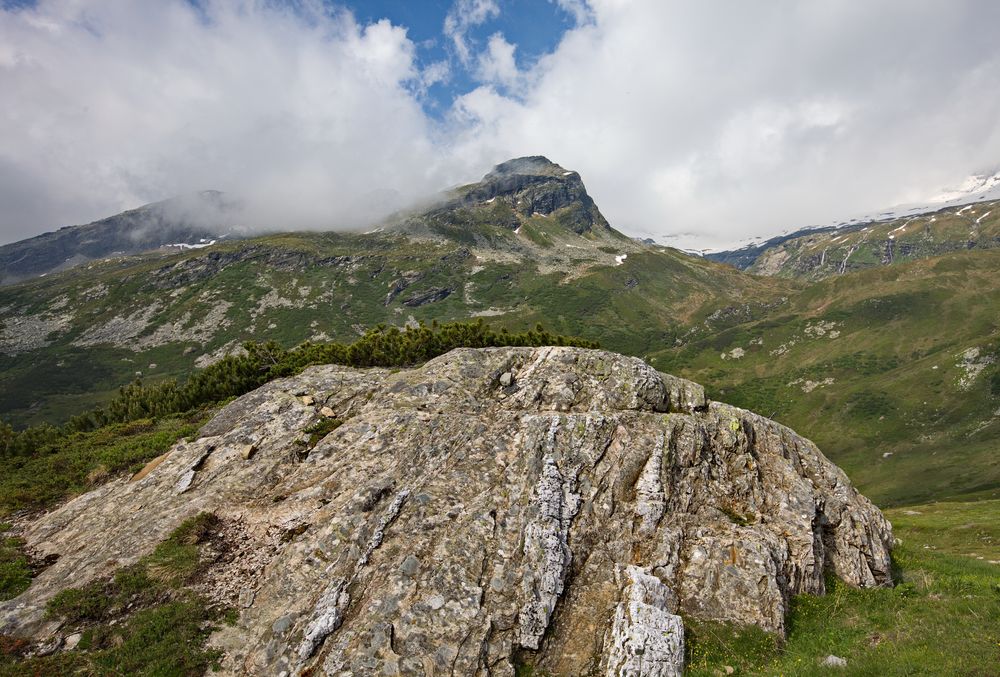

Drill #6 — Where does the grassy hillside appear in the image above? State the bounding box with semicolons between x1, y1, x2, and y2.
652;249;1000;506
739;198;1000;280
0;230;791;429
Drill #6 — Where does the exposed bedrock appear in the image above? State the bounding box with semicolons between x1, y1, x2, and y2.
0;347;893;676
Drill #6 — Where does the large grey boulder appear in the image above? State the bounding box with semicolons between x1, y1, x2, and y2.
0;347;893;676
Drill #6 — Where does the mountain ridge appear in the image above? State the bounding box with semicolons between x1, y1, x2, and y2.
0;191;247;286
0;157;787;430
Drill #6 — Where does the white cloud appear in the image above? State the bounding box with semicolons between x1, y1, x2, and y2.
3;0;1000;250
0;1;466;240
443;0;500;65
551;0;593;25
447;0;1000;248
476;33;520;89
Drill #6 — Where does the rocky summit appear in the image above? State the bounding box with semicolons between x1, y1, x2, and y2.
0;347;893;676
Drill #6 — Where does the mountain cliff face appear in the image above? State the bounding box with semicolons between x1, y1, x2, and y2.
392;156;620;245
0;347;892;676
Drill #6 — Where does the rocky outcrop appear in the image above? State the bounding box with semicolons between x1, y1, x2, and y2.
0;347;893;676
401;286;452;307
466;156;609;234
397;156;614;240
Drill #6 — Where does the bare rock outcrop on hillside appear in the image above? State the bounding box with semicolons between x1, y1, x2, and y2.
0;347;893;676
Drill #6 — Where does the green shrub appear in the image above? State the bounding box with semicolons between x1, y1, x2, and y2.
305;417;344;447
0;416;203;515
0;532;31;601
3;320;596;459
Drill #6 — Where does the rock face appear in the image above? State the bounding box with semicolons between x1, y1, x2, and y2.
0;347;893;676
399;156;614;239
470;156;609;234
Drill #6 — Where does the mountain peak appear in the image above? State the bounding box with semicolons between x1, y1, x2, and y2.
484;155;572;179
389;155;617;245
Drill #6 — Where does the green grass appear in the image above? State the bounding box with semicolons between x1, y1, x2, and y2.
0;415;206;516
652;248;1000;506
0;228;794;429
1;513;225;676
685;499;1000;676
0;524;31;602
305;416;344;447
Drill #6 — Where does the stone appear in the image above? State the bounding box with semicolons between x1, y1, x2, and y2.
272;614;296;635
301;395;315;406
320;406;336;418
63;632;82;651
0;347;893;676
241;443;257;460
822;655;848;668
499;371;514;387
399;555;420;577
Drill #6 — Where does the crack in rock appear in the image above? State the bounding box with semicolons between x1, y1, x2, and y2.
518;450;581;650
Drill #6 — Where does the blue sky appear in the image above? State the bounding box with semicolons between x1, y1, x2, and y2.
3;1;1000;248
344;0;579;114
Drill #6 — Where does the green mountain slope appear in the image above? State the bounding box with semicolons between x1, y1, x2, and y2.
4;156;999;507
651;249;1000;505
709;198;1000;280
0;159;791;429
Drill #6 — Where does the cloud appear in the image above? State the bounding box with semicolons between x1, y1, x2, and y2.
442;0;499;65
550;0;593;25
476;33;520;89
3;0;1000;250
0;0;470;241
448;0;1000;248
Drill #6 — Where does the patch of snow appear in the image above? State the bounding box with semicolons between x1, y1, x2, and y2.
976;210;992;224
562;171;573;176
615;254;628;266
514;227;521;235
168;240;217;250
888;235;895;240
485;197;496;203
956;205;974;216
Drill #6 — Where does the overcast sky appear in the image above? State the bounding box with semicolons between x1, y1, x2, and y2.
2;0;1000;249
